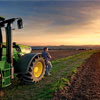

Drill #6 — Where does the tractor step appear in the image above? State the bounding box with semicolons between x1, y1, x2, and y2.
1;68;11;88
0;61;11;88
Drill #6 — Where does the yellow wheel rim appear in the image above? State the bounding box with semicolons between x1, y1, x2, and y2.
33;61;43;78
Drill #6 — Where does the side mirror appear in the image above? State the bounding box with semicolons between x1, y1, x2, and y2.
17;19;23;29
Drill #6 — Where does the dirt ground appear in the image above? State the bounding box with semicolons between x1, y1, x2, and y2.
52;52;100;100
32;50;86;60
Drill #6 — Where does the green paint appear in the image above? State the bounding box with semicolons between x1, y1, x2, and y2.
0;61;11;87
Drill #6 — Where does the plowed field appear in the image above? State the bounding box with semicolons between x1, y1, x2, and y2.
53;52;100;100
32;50;86;60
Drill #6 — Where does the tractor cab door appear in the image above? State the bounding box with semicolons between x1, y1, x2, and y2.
0;28;11;88
0;28;2;61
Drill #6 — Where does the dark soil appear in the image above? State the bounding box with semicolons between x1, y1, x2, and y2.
32;50;86;60
52;52;100;100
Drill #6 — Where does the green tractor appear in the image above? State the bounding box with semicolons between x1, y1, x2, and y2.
0;17;46;88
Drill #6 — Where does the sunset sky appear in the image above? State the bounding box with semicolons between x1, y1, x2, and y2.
1;1;100;46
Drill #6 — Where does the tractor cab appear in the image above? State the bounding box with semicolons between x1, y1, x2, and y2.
0;17;23;87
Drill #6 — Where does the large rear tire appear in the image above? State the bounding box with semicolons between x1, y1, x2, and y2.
21;56;46;84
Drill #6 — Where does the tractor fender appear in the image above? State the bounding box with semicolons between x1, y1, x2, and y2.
14;53;42;73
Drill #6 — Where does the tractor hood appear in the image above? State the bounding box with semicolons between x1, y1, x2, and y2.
18;44;32;54
2;43;32;55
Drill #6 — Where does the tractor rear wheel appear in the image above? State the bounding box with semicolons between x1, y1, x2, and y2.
21;57;46;84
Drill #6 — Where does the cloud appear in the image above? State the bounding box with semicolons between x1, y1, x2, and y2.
1;1;100;45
